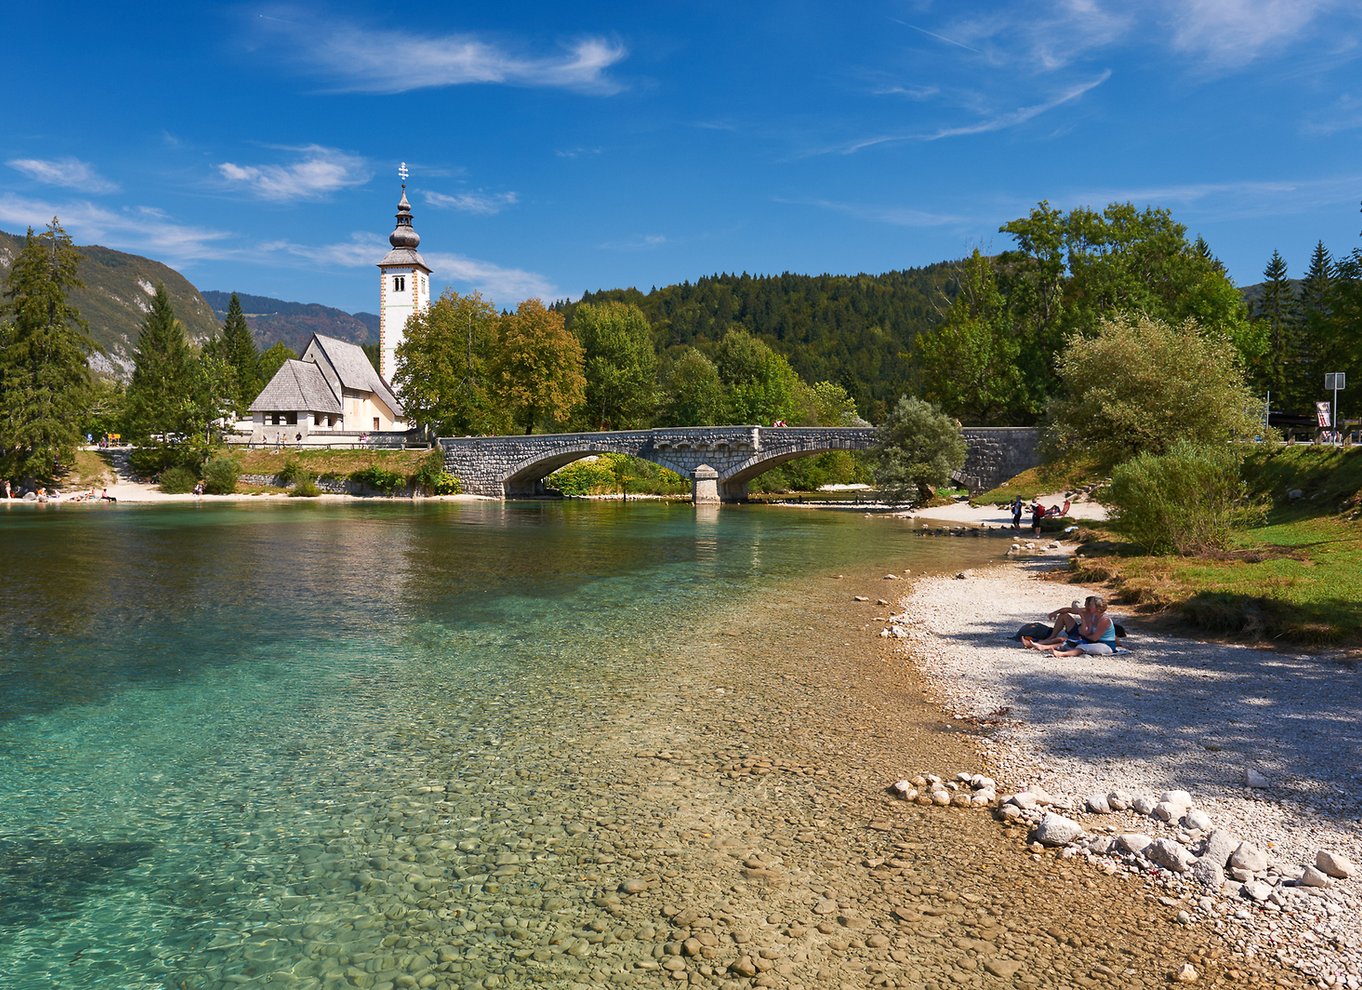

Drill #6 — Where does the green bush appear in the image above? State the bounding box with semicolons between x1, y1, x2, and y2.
202;455;239;495
431;472;462;495
277;459;308;487
289;479;322;498
1107;441;1265;554
547;458;616;496
349;465;407;495
158;465;198;494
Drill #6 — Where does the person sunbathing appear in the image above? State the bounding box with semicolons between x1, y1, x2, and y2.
1021;601;1083;648
1026;596;1117;656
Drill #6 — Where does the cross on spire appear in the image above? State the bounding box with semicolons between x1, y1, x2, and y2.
398;161;409;188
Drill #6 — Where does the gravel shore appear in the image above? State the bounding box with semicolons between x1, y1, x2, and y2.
896;556;1362;987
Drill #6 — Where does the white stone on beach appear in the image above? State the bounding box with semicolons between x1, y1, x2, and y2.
1244;768;1270;788
1231;842;1269;874
1032;812;1085;847
931;790;951;806
1106;790;1132;811
1116;833;1153;855
1006;792;1039;811
1298;865;1332;889
1316;850;1355;879
971;775;997;791
1175;962;1199;983
852;595;870;602
1159;789;1193;810
970;791;996;807
1243;880;1273;902
891;780;916;800
1084;793;1111;814
1193;829;1240;889
1152;801;1182;822
1145;838;1195;873
1182;809;1213;831
1131;795;1156;815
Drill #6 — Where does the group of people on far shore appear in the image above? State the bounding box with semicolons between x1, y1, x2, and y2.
1019;596;1122;657
1009;494;1072;536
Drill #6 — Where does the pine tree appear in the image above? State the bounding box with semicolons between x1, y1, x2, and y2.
1297;241;1336;405
1253;250;1298;410
218;292;260;413
0;219;93;481
124;284;196;441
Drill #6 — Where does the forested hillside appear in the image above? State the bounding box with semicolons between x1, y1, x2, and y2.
0;228;218;375
201;290;377;355
560;264;960;422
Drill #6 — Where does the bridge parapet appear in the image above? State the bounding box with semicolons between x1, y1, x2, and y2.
438;424;1038;501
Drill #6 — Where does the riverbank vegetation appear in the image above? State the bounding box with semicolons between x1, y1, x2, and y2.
1074;446;1362;646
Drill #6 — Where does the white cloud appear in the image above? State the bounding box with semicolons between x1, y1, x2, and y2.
254;11;626;95
1060;173;1362;221
598;233;668;251
7;156;119;194
218;145;369;201
555;146;604;159
263;235;556;304
0;193;232;264
832;71;1111;154
424;190;519;215
1161;0;1332;65
945;1;1133;71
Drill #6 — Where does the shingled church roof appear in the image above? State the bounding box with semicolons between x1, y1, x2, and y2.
249;359;342;414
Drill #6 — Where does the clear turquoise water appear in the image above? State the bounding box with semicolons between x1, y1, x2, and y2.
0;501;994;988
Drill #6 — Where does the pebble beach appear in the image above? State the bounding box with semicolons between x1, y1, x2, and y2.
892;550;1362;987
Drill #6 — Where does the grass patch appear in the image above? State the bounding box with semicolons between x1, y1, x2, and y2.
973;456;1104;506
1070;446;1362;646
64;449;113;489
236;447;432;478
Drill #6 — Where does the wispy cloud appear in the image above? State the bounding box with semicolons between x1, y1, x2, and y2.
1060;173;1362;221
1161;0;1333;66
217;145;369;201
944;1;1134;72
424;190;519;215
7;156;119;194
870;83;941;100
831;71;1111;154
598;233;668;251
252;10;626;95
778;197;968;228
894;21;983;55
0;193;232;264
555;146;604;159
264;234;556;303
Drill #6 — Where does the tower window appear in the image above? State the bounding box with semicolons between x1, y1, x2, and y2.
393;275;406;292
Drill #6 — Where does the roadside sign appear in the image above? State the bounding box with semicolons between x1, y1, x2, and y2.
1325;372;1346;390
1316;402;1333;428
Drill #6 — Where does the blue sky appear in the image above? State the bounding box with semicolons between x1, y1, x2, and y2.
3;1;1361;315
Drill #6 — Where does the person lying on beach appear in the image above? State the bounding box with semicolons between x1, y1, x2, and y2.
1022;595;1117;656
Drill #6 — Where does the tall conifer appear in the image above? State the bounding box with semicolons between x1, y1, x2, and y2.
0;219;92;481
218;292;260;413
1254;250;1298;409
125;284;195;440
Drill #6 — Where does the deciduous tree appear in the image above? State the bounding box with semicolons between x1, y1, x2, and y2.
714;327;799;425
490;298;585;434
395;289;506;435
570;301;658;430
1042;314;1262;470
0;219;92;481
662;348;724;426
871;396;966;503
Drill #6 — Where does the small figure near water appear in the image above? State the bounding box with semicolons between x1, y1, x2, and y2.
1011;495;1023;530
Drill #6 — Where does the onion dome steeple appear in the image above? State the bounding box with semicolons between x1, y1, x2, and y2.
380;163;428;267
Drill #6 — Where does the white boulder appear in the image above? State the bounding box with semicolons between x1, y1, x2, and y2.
1032;812;1086;848
1145;838;1195;873
1230;842;1269;874
1316;850;1355;879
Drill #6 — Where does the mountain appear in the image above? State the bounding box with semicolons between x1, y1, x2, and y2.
0;228;219;377
200;290;377;355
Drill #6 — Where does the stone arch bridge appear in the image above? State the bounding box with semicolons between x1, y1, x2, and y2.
439;426;1037;502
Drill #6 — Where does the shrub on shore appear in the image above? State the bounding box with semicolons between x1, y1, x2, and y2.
202;455;239;495
1106;441;1263;554
158;465;197;494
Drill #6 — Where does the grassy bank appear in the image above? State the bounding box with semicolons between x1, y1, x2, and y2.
234;447;434;477
1073;445;1362;646
972;457;1104;505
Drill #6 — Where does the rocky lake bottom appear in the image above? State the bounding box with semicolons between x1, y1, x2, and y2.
0;504;1316;988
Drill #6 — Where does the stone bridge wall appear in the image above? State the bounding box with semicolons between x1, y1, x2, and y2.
439;425;1040;500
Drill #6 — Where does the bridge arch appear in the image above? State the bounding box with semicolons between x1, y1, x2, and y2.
502;443;694;497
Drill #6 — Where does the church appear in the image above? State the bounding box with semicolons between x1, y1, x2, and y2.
246;168;432;445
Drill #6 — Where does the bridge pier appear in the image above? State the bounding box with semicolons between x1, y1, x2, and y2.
691;465;720;504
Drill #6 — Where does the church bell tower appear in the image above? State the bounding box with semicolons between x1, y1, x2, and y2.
377;162;432;391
